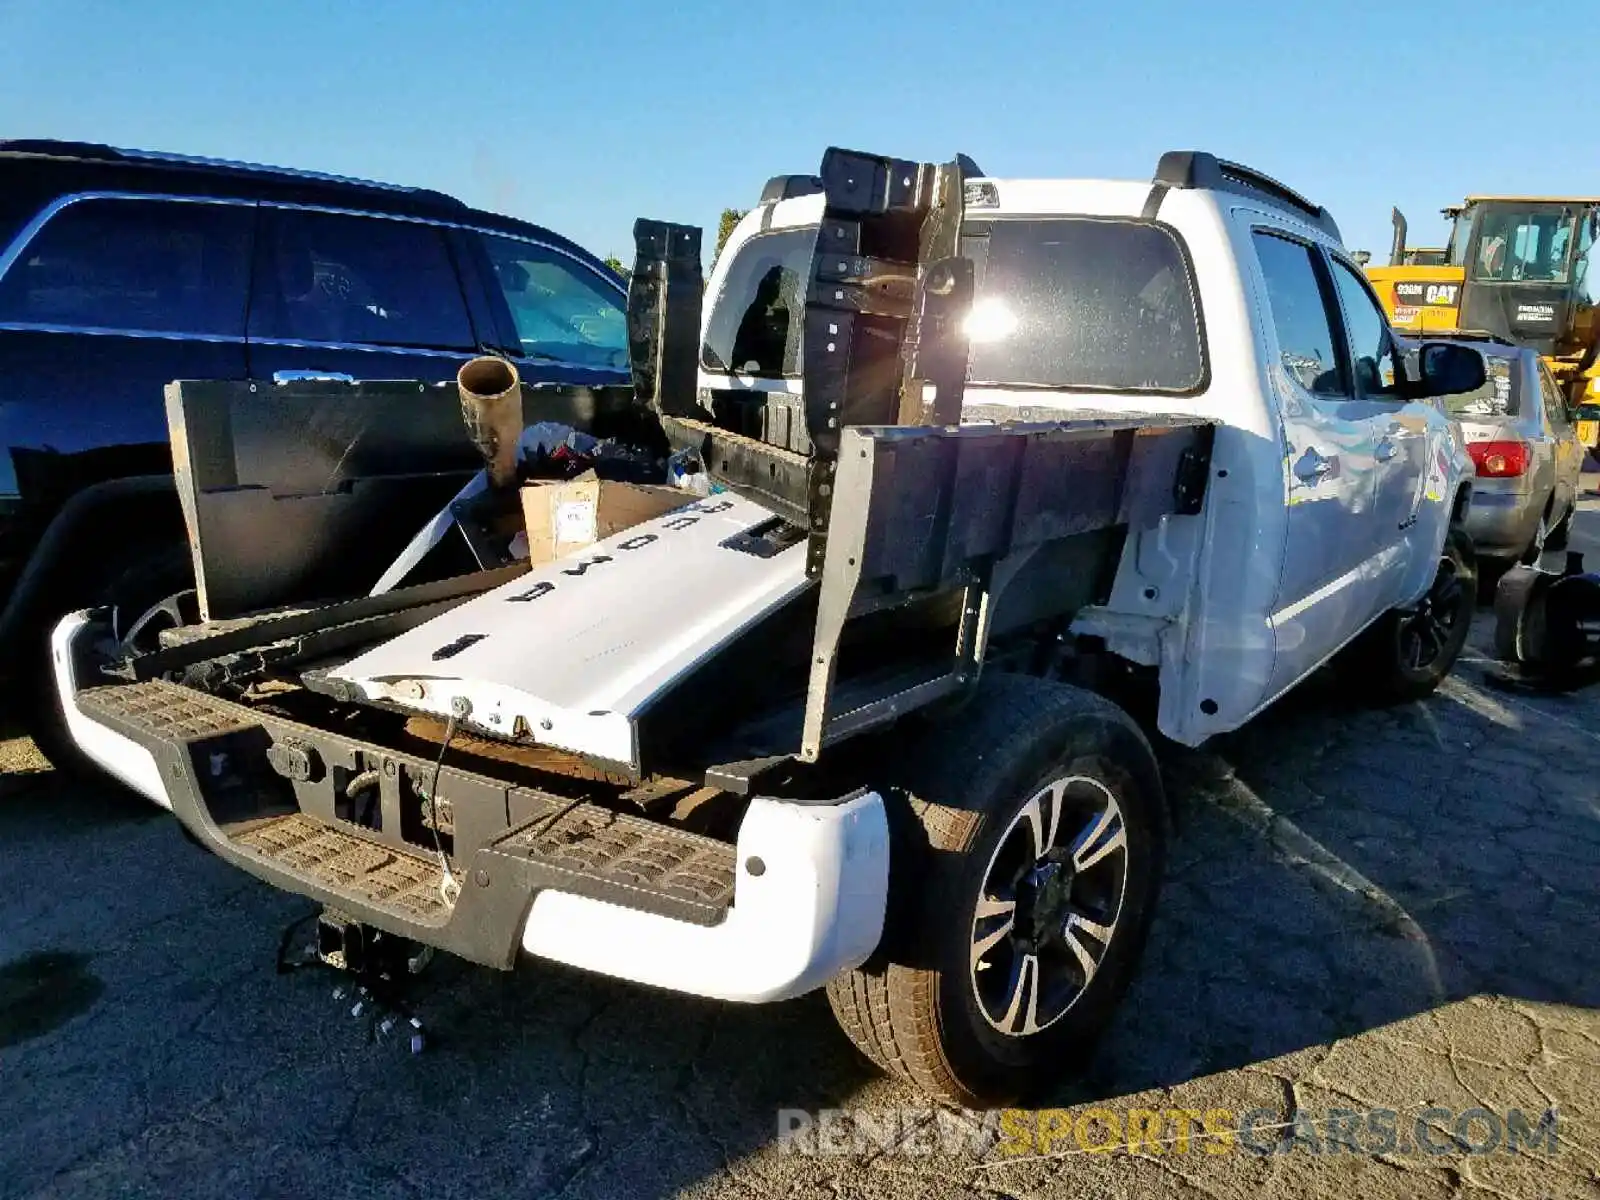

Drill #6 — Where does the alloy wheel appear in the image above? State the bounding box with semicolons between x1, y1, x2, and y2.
116;589;199;657
1397;556;1466;672
969;775;1129;1037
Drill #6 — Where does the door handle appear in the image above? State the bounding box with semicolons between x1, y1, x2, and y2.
273;369;356;384
1375;438;1398;462
1292;448;1335;482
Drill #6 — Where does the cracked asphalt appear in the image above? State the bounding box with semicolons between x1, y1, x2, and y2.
2;493;1597;1200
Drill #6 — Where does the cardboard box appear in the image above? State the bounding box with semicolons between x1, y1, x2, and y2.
519;470;689;564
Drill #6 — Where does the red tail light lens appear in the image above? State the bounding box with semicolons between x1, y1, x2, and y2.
1467;440;1530;478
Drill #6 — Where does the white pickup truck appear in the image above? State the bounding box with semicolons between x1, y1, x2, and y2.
52;146;1484;1105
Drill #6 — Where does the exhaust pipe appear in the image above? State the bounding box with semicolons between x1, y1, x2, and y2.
1389;207;1408;267
457;356;523;489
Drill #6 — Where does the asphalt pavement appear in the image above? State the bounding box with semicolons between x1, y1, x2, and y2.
2;498;1597;1200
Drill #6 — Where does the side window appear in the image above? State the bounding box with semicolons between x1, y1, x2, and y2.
700;228;812;377
1576;213;1597;308
252;209;474;350
0;197;252;335
482;234;628;371
1250;231;1347;398
1329;258;1402;400
1538;361;1571;429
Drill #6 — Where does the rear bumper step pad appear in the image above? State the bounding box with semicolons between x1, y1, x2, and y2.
74;676;736;962
232;813;453;923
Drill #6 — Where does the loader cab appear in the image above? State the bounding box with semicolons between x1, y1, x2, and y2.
1445;197;1600;357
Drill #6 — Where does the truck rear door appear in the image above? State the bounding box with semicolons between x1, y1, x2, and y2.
1248;228;1386;696
1326;251;1430;607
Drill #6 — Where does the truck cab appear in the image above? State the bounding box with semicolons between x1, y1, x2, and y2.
703;153;1477;744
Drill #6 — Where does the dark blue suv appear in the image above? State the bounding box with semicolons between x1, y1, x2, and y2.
0;140;629;760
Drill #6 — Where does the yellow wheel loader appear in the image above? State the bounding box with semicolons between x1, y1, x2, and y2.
1367;200;1600;446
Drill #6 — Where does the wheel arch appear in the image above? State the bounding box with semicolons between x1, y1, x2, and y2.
0;474;185;663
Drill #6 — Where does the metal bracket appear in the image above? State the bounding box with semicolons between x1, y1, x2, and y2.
626;219;704;418
800;147;977;578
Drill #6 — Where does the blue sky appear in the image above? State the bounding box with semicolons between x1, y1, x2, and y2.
3;0;1594;265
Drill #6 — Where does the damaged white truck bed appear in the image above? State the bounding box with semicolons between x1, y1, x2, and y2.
52;144;1481;1105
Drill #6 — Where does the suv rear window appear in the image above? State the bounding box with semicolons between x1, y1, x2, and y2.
0;197;253;335
702;220;1207;392
1442;351;1519;418
965;218;1206;392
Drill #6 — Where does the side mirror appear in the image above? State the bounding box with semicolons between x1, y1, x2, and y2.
1415;342;1487;398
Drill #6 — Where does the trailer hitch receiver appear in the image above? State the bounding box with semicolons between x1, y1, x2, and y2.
315;910;431;979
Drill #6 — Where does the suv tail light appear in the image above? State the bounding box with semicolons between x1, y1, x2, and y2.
1467;440;1530;478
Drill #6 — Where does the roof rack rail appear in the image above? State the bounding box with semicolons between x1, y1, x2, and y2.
1151;150;1341;242
0;138;462;205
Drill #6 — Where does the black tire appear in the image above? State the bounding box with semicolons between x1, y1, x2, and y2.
1346;529;1475;705
825;674;1166;1106
24;540;194;776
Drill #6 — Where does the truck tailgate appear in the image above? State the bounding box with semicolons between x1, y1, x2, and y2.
330;492;809;771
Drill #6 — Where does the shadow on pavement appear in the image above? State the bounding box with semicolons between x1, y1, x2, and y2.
1064;631;1599;1105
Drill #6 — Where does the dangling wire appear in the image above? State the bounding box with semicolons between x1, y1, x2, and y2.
421;714;462;905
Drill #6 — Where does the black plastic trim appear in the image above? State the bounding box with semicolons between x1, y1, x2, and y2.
1154;150;1341;241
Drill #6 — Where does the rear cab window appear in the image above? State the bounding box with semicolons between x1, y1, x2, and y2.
963;218;1205;392
702;218;1206;393
1443;351;1519;419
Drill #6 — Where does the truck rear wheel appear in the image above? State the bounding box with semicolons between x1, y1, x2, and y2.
825;675;1165;1105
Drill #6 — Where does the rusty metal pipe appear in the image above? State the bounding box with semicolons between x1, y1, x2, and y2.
456;356;522;489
